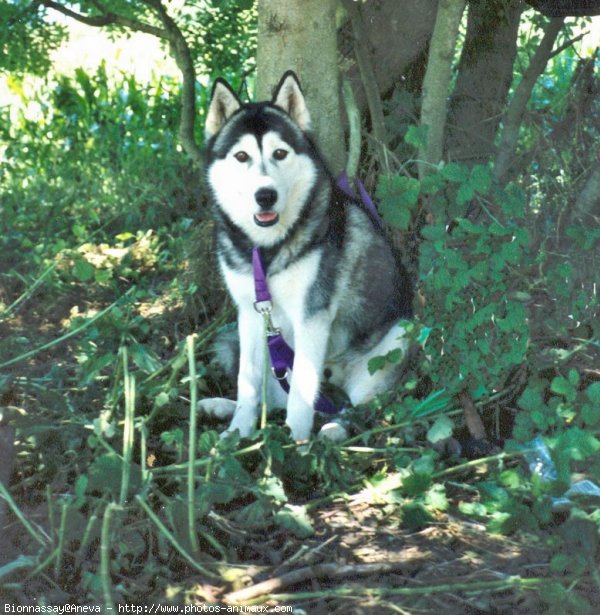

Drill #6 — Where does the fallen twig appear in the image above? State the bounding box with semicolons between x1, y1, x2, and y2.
224;553;425;604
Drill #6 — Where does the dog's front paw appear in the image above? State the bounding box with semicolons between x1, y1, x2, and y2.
198;398;236;420
318;421;348;442
224;408;258;440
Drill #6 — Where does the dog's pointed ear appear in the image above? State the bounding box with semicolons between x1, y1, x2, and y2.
205;79;241;139
272;71;311;131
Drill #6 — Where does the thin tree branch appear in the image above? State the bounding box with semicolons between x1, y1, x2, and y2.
141;0;203;165
41;0;169;40
549;29;588;59
342;78;361;179
224;554;426;604
418;0;467;179
494;17;565;183
341;0;388;169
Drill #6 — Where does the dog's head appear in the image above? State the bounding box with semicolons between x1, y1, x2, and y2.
205;72;320;247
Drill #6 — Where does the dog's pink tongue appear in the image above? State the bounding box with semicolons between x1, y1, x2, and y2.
255;212;278;223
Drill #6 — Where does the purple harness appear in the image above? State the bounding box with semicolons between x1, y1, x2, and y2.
251;174;382;415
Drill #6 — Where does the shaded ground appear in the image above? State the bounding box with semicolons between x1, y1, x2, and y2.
1;279;599;614
208;501;558;613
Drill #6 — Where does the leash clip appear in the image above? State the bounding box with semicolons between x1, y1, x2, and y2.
253;299;273;314
255;301;280;336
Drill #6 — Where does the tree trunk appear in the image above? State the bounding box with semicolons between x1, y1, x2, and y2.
572;164;600;222
340;0;439;109
418;0;467;179
494;17;564;182
256;0;345;172
446;0;524;165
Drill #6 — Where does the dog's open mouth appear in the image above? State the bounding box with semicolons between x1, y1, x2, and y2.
254;212;279;227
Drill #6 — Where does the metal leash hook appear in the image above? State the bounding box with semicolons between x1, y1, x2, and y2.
253;299;280;337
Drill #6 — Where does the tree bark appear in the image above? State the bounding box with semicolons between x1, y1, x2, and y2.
446;0;524;165
572;164;600;222
340;0;439;110
256;0;344;172
494;17;565;182
342;0;388;169
417;0;467;179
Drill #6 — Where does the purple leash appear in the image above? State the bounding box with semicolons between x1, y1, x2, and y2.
337;171;384;229
252;247;339;415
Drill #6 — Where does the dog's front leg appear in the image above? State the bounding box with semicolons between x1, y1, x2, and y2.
225;308;264;438
285;313;331;442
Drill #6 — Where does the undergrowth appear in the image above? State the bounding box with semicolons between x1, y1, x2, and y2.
0;59;599;612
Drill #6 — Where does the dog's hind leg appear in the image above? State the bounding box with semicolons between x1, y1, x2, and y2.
344;322;410;405
319;322;411;442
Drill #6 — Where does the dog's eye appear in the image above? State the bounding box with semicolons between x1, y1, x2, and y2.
273;149;288;161
234;151;249;163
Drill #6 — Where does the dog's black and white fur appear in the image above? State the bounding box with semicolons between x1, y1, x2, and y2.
200;71;413;442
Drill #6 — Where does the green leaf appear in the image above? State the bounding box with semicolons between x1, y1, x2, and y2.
581;403;600;426
401;502;433;530
585;382;600;405
456;182;475;205
368;355;386;375
130;343;162;374
379;199;412;230
426;415;454;444
411;389;451;418
425;483;449;511
274;504;314;538
72;258;95;282
550;376;576;402
257;475;287;503
518;386;545;412
420;223;447;241
568;369;580;387
420;172;445;194
87;453;141;498
377;175;421;230
440;162;469;183
94;268;112;284
469;164;492;194
555;427;600;462
404;124;429;149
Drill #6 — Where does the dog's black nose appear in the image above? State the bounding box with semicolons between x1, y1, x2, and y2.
255;188;278;210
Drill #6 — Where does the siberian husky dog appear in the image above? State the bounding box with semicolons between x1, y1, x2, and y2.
200;71;413;442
